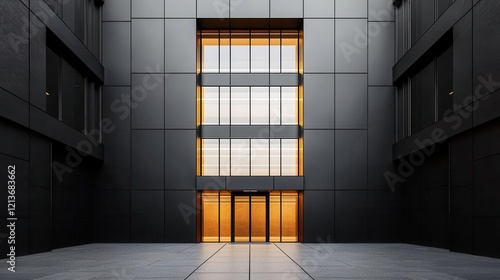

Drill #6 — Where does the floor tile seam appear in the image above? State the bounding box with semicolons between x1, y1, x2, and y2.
272;243;315;280
183;243;228;280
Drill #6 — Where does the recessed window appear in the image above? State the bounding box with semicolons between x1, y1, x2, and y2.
46;33;102;142
201;30;299;74
202;139;299;176
201;87;298;126
198;29;302;177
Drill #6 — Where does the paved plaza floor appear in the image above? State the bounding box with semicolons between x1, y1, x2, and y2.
1;243;500;279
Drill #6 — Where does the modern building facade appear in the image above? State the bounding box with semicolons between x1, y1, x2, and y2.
0;0;499;260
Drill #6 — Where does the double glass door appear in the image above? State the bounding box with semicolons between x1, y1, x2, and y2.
231;192;269;242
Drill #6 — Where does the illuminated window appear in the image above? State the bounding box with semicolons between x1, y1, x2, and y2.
202;139;299;176
201;87;298;126
201;30;299;74
198;30;302;177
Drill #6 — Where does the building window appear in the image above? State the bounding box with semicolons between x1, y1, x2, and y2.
46;46;60;119
202;139;298;176
409;42;453;135
411;0;455;44
201;30;299;74
198;29;303;176
46;33;102;142
202;87;298;125
44;0;101;58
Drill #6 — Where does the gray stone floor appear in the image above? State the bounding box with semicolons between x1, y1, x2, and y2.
1;243;500;279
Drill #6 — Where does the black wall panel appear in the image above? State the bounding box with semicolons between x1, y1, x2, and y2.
0;0;29;100
0;118;30;161
368;87;395;190
367;190;400;242
131;130;165;190
96;86;131;190
421;186;449;249
474;218;500;258
474;154;500;217
450;185;474;254
131;190;165;242
473;0;500;97
304;130;334;190
29;136;52;188
30;12;47;111
131;74;165;129
304;190;335;242
164;191;197;242
335;130;368;190
94;190;131;242
165;130;196;189
335;190;368;242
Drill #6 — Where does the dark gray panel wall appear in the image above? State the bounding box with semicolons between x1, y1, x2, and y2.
335;191;367;242
335;74;368;129
96;87;131;190
103;0;131;21
271;0;303;18
394;0;500;258
304;130;334;189
0;0;101;256
165;130;196;189
473;0;500;97
103;22;131;85
304;19;334;73
165;74;196;129
368;87;395;189
335;130;368;190
304;191;334;242
335;19;368;73
97;2;198;243
230;0;270;18
304;74;334;129
96;0;399;244
165;0;196;18
368;22;394;85
165;19;196;73
132;19;164;72
165;191;197;242
131;130;165;190
131;74;165;129
132;190;165;242
0;0;29;100
300;0;396;243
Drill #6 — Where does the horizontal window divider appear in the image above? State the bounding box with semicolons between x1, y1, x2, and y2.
199;73;301;87
196;176;304;191
200;125;302;139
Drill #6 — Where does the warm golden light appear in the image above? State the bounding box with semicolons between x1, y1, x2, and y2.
200;191;300;243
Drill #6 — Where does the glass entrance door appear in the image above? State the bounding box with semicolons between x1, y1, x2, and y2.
231;192;269;242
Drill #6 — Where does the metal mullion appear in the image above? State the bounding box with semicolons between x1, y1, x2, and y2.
218;191;221;242
280;30;283;74
218;30;221;74
280;192;282;242
249;195;252;242
218;139;221;177
280;139;282;176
